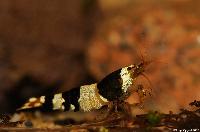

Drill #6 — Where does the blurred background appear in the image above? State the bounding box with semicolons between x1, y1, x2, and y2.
0;0;200;114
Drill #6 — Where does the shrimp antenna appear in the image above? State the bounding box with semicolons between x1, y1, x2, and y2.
138;47;146;63
136;45;153;67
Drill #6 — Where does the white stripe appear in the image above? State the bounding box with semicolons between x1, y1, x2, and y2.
120;65;134;93
52;93;65;110
78;83;107;112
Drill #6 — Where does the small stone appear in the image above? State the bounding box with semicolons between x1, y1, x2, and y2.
24;120;33;128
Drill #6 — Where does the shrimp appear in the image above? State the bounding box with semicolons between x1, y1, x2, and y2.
17;60;152;113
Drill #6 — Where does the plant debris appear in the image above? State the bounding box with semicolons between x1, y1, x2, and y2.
0;100;199;131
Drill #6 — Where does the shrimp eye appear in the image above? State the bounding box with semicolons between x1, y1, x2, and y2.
127;67;132;70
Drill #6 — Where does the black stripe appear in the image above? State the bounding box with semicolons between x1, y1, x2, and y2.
40;94;54;112
97;69;123;101
62;87;80;112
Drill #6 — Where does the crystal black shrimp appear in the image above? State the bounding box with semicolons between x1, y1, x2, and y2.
17;60;152;113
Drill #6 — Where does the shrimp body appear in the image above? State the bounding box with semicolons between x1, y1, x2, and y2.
17;62;149;112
